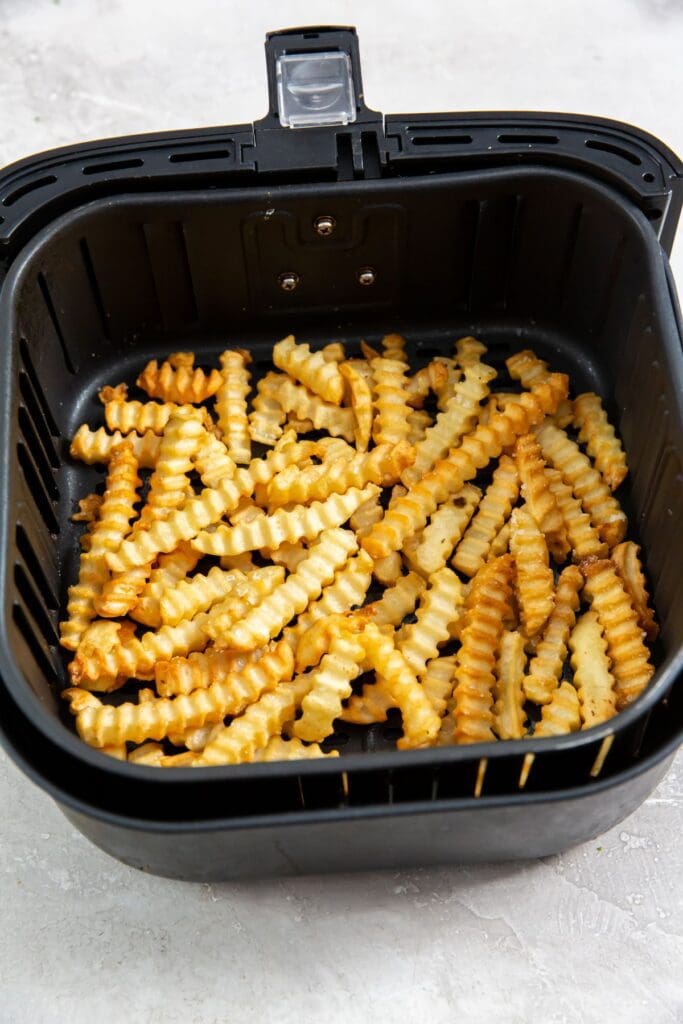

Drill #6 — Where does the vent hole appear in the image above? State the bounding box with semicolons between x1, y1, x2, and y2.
82;158;144;176
3;175;58;207
14;563;58;648
37;273;76;374
12;603;59;687
585;139;641;166
410;134;473;147
16;523;58;611
169;148;232;164
642;171;655;183
79;238;110;341
19;374;60;469
497;133;559;144
18;406;59;500
17;443;59;535
19;339;60;437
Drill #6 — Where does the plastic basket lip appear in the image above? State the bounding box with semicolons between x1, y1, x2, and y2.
0;163;681;786
1;707;679;835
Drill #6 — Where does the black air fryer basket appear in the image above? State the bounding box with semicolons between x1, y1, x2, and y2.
0;27;681;880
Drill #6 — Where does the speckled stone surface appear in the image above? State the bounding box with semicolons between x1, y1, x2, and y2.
0;2;681;1021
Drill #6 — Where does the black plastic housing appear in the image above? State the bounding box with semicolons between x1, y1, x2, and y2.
0;26;681;879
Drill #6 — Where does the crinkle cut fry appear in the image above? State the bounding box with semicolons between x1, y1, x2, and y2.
515;432;569;561
531;681;581;738
60;442;141;650
202;565;286;640
522;565;583;705
136;354;222;403
155;647;263;698
452;554;514;745
273;334;345;405
370;354;411;446
131;542;201;628
569;611;617;728
535;422;626;548
293;630;367;742
451;455;518;577
261;374;355;440
284;549;374;647
509;506;555;639
70;425;161;468
216;348;252;464
249;370;286;445
415;484;481;576
361;373;569;560
63;640;294;747
493;630;527;740
104;398;210;435
544;468;607;562
612;541;658;642
581;558;653;710
339;361;373;451
505;348;573;427
573;392;628;492
398;568;465;679
266;443;414;507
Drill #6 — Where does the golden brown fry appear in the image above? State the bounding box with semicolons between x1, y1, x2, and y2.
263;541;310;573
382;332;407;361
252;736;338;761
489;521;511;558
407;409;431;445
261;374;355;440
406;360;450;408
284;550;374;646
293;630;367;742
70;425;161;468
505;348;573;427
361;623;441;748
413;485;481;576
531;681;581;738
573;392;628;492
248;370;286;445
612;541;659;641
64;640;294;748
158;566;247;627
544;467;607;562
60;442;141;651
216;349;252;464
71;494;103;524
273;335;345;405
399;568;465;679
104;398;210;435
340;679;394;725
515;433;569;561
452;554;514;744
203;566;286;641
452;456;519;577
493;630;527;740
137;353;222;403
370;355;411;446
372;551;403;586
509;506;555;638
364;570;426;627
130;542;200;628
401;362;496;487
535;422;626;548
422;654;457;717
266;443;413;506
523;565;583;704
339;361;373;451
321;342;346;363
569;611;617;728
581;558;654;710
222;528;358;650
156;647;263;698
361;373;568;559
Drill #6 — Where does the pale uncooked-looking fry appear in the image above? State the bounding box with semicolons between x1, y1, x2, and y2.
398;568;465;679
489;521;511;558
203;566;286;640
131;543;201;628
422;654;457;717
544;468;607;562
340;361;373;451
249;370;285;445
452;456;518;577
361;623;441;748
569;611;617;728
535;421;626;548
284;550;374;646
340;678;394;725
137;353;222;403
349;492;383;537
401;362;496;486
294;630;367;742
266;443;413;507
531;681;581;738
522;565;583;704
361;373;568;559
216;348;252;464
60;442;141;651
406;360;449;408
509;506;554;638
515;432;569;561
158;566;246;627
581;558;654;710
434;357;461;412
63;639;294;747
70;424;161;468
223;528;358;650
493;630;527;740
415;485;481;576
372;551;403;586
370;354;411;446
273;335;345;405
452;554;514;744
407;409;431;445
263;541;309;574
252;736;339;761
261;374;355;440
612;541;658;642
573;392;628;492
382;333;407;361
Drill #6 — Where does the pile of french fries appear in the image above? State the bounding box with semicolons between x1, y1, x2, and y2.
59;335;658;768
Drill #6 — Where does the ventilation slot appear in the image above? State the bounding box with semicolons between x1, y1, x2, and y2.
16;523;58;611
82;157;144;176
410;133;473;147
497;133;559;145
3;175;58;207
169;148;232;164
19;374;60;469
79;238;110;341
17;443;59;535
37;273;76;373
336;133;354;180
19;339;60;437
585;139;641;166
361;131;381;176
18;406;59;501
12;603;59;687
14;563;58;649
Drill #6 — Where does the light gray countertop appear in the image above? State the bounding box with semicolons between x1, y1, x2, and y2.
1;2;681;1021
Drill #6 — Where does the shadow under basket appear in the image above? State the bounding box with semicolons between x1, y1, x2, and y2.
0;26;682;880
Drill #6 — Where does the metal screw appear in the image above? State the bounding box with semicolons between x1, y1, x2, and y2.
357;267;376;287
278;271;300;292
314;215;336;237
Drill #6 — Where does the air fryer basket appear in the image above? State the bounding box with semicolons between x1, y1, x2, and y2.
0;27;681;879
